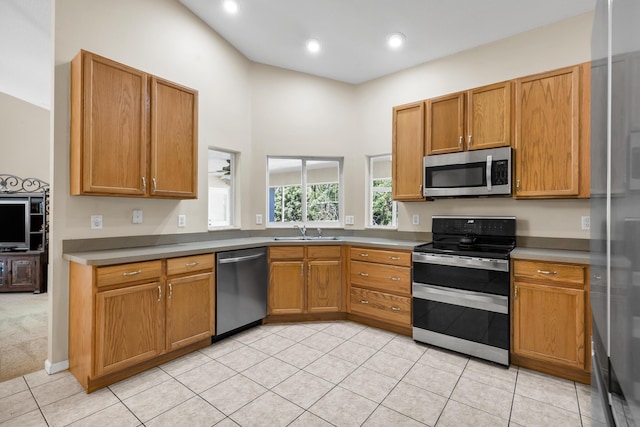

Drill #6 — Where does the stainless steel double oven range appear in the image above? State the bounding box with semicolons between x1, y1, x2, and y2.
412;216;516;366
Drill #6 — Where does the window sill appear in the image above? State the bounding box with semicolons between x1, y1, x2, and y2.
364;226;398;231
208;226;240;232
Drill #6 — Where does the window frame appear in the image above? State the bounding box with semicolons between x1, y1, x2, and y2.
368;154;397;229
267;156;344;228
207;147;237;230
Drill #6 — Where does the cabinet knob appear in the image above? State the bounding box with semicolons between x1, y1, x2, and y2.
359;299;369;304
390;306;401;311
359;272;369;277
359;253;369;257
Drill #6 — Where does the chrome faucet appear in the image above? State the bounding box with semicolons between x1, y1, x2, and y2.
294;224;307;238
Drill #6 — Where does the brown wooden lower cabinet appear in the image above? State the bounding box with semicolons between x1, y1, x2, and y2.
511;259;591;384
267;245;343;318
69;254;214;392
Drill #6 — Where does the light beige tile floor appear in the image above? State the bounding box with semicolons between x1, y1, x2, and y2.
0;320;598;426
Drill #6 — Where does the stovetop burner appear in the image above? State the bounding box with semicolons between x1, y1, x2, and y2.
414;216;516;260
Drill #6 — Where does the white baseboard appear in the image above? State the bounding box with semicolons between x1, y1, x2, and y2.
45;359;69;375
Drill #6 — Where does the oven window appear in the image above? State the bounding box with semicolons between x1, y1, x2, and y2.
426;162;486;188
413;298;509;350
413;263;509;296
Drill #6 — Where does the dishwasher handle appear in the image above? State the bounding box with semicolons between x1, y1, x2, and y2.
218;253;265;264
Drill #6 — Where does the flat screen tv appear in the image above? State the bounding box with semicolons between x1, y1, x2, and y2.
0;199;29;250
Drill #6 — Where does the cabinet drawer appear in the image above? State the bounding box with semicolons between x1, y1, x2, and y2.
307;245;341;259
270;246;304;260
350;287;411;326
514;260;585;286
166;254;214;276
350;247;411;267
96;260;162;288
350;261;411;296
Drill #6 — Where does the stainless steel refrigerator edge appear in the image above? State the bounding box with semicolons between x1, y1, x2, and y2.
591;0;640;425
216;247;268;337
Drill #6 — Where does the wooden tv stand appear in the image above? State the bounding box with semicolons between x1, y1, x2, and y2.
0;251;47;293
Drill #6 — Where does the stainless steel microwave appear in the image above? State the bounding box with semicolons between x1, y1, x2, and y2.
423;147;511;197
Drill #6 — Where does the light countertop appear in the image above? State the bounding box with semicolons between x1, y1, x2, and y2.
511;247;590;265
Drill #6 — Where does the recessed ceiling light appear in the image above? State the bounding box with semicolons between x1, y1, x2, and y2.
387;33;405;49
306;38;321;53
222;0;239;14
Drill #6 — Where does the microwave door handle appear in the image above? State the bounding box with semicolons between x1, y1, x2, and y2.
486;155;492;191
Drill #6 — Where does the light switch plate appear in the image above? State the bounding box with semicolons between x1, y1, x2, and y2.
91;215;103;230
178;214;186;227
345;215;354;225
132;209;143;224
256;214;263;225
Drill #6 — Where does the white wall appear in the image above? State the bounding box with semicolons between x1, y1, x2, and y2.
356;12;593;237
51;0;252;365
0;92;50;180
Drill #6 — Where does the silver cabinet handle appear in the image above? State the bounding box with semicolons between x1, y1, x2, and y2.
458;136;463;147
389;277;401;281
169;283;173;298
389;256;400;260
152;178;157;193
300;264;303;276
359;253;369;257
359;272;369;277
390;307;401;311
123;270;142;277
141;177;147;192
185;261;200;267
468;135;472;146
157;285;162;302
537;269;558;275
359;300;369;304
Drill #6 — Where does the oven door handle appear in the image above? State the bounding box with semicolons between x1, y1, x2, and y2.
412;283;508;314
486;154;492;191
412;252;509;272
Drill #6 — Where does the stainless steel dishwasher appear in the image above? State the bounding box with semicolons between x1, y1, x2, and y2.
215;247;268;338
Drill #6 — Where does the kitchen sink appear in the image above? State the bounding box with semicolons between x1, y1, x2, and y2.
272;236;341;241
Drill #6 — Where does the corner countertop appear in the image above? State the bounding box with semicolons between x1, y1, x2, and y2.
511;247;590;265
64;236;423;266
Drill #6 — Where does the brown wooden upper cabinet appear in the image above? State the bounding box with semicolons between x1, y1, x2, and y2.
392;101;425;201
70;50;198;199
514;63;590;198
426;81;511;155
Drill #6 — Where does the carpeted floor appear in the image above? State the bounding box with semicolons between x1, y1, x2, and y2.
0;292;48;382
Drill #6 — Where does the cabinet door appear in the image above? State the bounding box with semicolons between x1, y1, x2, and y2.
71;51;148;196
426;93;465;155
0;258;6;289
150;77;198;199
514;65;586;198
307;260;342;313
166;272;214;351
392;102;425;201
467;82;511;150
269;261;305;314
7;257;38;291
512;281;585;369
95;281;164;377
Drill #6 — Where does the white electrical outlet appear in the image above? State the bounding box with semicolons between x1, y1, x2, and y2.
91;215;103;230
178;214;186;227
581;215;590;230
412;214;420;225
132;209;143;224
345;215;354;225
256;214;263;225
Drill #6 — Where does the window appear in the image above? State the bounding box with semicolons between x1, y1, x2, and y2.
369;155;397;228
208;148;236;228
268;157;343;226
